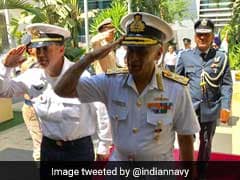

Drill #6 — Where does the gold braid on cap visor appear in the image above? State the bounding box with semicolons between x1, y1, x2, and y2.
122;37;159;45
31;37;63;43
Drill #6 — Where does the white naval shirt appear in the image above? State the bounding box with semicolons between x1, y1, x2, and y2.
164;51;177;66
77;68;200;161
0;58;111;154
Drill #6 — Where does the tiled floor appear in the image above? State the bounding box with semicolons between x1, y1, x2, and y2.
0;123;33;161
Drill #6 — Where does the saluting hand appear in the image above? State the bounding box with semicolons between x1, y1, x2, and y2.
3;45;27;68
85;36;124;62
91;28;116;43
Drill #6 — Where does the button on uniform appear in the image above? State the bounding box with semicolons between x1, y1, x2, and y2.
136;100;142;107
132;128;139;134
115;114;119;120
153;121;162;141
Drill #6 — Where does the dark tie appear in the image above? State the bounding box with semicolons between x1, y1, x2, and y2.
200;52;207;61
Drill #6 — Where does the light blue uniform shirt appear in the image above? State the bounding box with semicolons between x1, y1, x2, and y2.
77;68;200;161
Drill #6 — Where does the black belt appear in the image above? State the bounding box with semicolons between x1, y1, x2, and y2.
24;99;33;106
42;136;91;147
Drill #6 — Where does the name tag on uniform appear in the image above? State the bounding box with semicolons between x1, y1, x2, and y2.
147;102;173;114
112;99;126;107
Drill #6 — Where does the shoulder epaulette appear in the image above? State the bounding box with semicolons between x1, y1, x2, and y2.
162;69;189;86
105;67;128;75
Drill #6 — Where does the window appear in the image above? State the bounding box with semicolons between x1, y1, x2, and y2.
78;0;112;10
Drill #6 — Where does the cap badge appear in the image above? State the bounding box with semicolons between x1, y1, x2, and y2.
31;28;41;39
201;19;208;26
129;14;145;33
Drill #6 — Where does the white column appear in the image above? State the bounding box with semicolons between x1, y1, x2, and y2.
196;0;200;19
127;0;132;13
4;5;13;47
84;0;89;52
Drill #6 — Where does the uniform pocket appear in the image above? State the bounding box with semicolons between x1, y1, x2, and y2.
200;99;221;122
62;103;82;121
34;95;64;122
109;100;128;139
147;111;173;126
146;110;173;142
146;101;173;126
32;95;48;120
109;98;128;121
109;104;128;121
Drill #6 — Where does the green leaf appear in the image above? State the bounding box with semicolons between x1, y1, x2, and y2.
64;47;85;62
89;0;127;38
221;0;240;70
1;0;84;60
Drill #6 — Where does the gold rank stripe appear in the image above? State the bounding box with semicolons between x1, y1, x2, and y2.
31;37;63;43
162;69;189;86
106;67;129;75
122;37;158;45
156;72;164;91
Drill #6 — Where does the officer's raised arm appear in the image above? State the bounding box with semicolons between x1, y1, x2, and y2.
55;12;200;162
54;37;123;98
2;45;27;68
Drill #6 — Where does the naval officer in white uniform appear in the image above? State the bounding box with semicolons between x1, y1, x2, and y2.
55;12;200;161
0;23;111;161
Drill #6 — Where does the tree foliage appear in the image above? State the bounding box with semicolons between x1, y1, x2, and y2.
0;0;84;61
130;0;190;23
89;0;127;38
221;0;240;70
1;0;191;60
89;0;189;43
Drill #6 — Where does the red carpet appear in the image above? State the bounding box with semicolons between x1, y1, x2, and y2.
174;149;240;161
174;149;240;179
93;149;240;180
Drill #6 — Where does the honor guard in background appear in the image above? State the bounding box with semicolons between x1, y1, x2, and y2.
176;38;192;54
183;38;192;50
0;23;111;162
90;18;117;73
176;19;233;176
20;34;42;161
90;18;116;161
175;38;192;66
212;36;221;51
55;12;200;162
164;45;177;72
